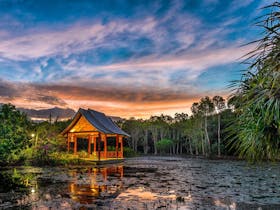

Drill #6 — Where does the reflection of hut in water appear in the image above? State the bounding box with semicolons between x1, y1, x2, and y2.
61;108;130;160
68;165;123;203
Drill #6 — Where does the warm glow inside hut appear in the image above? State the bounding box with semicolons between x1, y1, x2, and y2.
61;108;129;160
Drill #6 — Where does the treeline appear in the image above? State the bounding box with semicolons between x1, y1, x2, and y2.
0;103;70;165
0;98;236;166
120;95;236;157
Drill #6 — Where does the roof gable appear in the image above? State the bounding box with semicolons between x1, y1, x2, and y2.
61;108;129;136
69;115;97;133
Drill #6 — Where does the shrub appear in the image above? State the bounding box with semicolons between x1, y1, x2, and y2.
156;138;173;154
78;150;88;158
0;104;31;165
123;147;138;157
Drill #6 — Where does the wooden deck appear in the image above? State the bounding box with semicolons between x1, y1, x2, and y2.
80;157;124;165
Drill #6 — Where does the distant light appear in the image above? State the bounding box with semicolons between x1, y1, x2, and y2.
31;188;35;193
31;133;35;138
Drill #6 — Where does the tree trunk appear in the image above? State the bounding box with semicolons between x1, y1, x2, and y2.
200;121;205;155
218;114;221;157
132;136;137;152
201;136;205;155
128;137;132;149
160;129;164;140
180;142;183;154
195;141;198;155
151;127;158;155
204;115;210;156
189;139;193;155
176;131;180;154
144;129;148;154
134;137;138;152
154;137;157;155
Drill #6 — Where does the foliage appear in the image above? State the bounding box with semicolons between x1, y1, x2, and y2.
122;119;144;152
213;96;226;111
184;116;204;155
78;150;89;158
123;147;138;157
120;99;235;157
155;138;173;154
107;145;116;151
0;104;31;165
228;2;280;161
48;152;87;165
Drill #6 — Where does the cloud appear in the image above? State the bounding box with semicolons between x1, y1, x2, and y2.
0;17;159;61
34;83;199;103
57;43;255;91
0;1;244;64
0;0;264;118
0;80;67;107
0;79;228;118
95;45;253;72
0;79;20;98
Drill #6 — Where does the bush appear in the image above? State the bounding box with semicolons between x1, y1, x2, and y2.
123;147;138;157
156;138;173;154
78;150;88;158
210;143;226;156
0;104;31;165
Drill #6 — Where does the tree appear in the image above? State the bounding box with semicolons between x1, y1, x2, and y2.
198;96;214;155
0;104;31;164
31;120;67;157
122;119;143;152
174;113;188;122
213;96;225;157
229;2;280;161
191;102;205;155
148;118;160;155
184;117;203;155
170;113;189;154
142;121;150;154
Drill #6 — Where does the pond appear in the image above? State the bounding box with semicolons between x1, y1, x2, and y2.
0;156;280;209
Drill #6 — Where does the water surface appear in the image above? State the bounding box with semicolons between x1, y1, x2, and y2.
0;156;280;209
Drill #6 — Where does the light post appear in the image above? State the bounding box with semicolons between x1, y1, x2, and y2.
31;132;38;147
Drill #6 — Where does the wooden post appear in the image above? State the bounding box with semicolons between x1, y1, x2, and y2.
120;136;123;158
116;134;119;159
104;134;107;159
94;136;97;155
67;134;70;152
88;135;91;157
98;133;101;161
74;135;77;155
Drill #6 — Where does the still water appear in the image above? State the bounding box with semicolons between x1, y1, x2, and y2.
0;156;280;209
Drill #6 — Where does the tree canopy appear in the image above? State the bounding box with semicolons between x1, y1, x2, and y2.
0;104;31;163
228;2;280;161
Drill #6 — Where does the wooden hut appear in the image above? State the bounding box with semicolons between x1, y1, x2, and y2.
61;108;129;160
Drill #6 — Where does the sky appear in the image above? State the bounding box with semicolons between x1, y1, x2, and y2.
0;0;273;118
